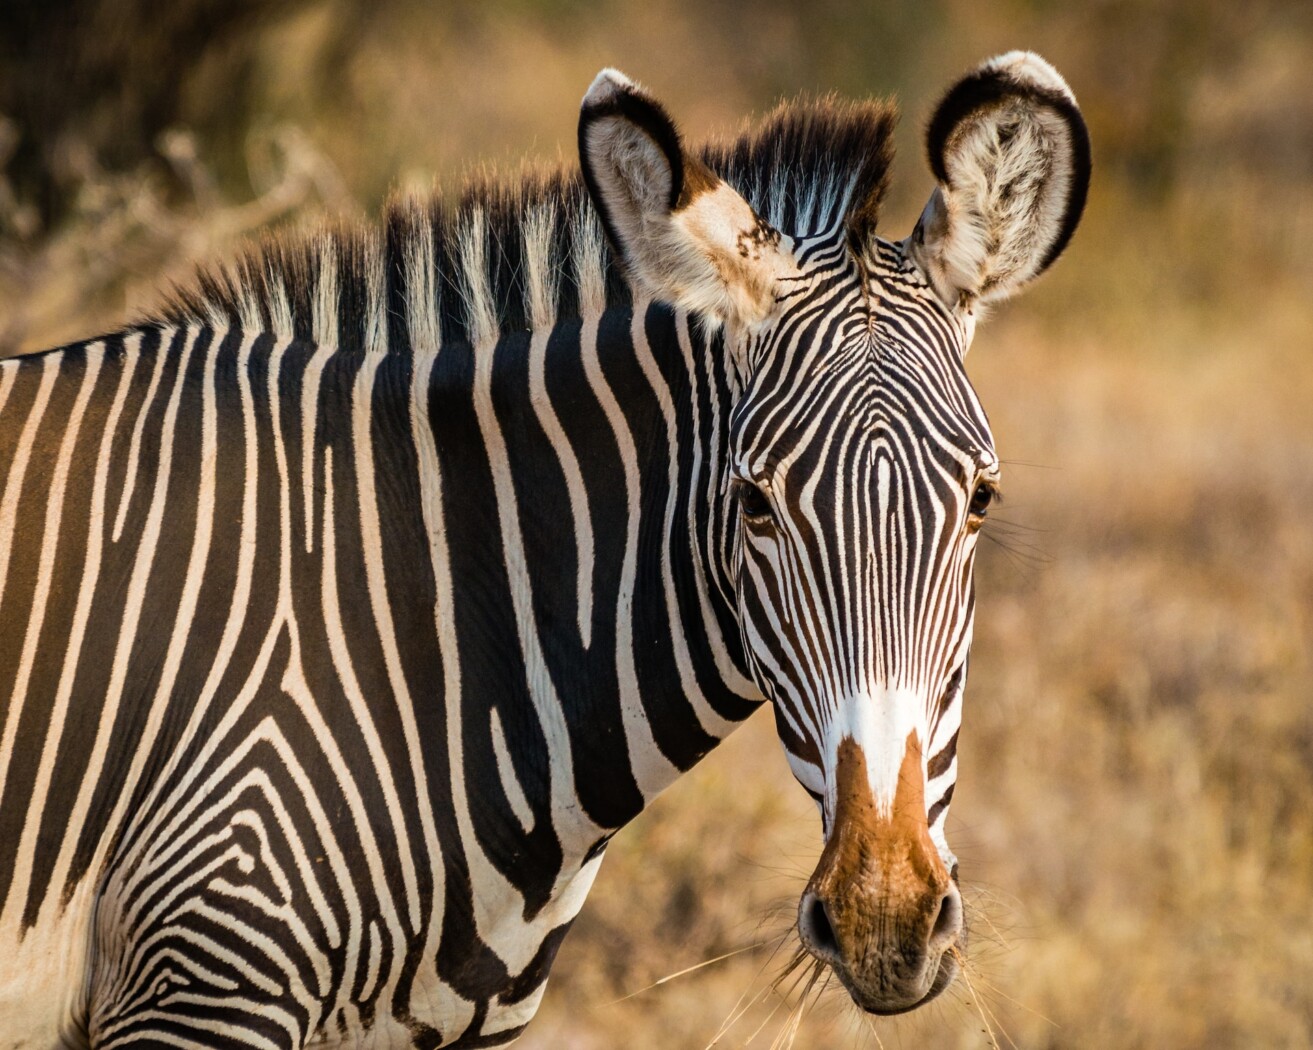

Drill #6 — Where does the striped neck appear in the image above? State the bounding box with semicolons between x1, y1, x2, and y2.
408;296;762;848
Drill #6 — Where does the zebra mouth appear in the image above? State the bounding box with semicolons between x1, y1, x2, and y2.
853;948;960;1016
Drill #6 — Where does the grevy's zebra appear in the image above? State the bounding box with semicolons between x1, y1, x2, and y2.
0;52;1088;1047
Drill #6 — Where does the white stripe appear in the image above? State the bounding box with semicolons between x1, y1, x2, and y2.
0;344;103;926
349;349;427;933
299;339;334;554
580;304;680;800
471;320;605;855
407;345;478;1042
633;312;736;739
490;707;535;835
111;330;171;542
41;327;200;917
0;354;59;617
359;919;382;1003
301;238;340;551
0;356;62;862
0;359;18;415
527;325;594;648
316;448;411;973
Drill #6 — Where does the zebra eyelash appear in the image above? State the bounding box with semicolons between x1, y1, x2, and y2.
967;478;1001;522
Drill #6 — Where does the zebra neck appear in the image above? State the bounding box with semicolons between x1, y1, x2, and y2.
413;300;760;845
0;320;762;991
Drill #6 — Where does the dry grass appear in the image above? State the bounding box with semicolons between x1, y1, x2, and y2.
2;3;1310;1046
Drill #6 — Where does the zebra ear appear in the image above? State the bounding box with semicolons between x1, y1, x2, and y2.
907;52;1091;310
579;69;795;326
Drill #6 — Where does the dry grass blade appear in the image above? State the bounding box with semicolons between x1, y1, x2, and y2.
705;933;798;1047
954;946;1024;1050
768;957;825;1050
966;970;1059;1030
859;1010;888;1050
605;942;767;1006
737;948;819;1046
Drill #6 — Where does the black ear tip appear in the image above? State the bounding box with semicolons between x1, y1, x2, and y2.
579;68;678;135
925;51;1086;189
919;52;1092;292
577;69;686;212
925;71;997;186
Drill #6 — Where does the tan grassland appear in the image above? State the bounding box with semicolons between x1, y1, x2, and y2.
1;2;1309;1046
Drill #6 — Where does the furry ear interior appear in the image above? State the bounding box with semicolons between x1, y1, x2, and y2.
907;51;1091;310
578;69;796;326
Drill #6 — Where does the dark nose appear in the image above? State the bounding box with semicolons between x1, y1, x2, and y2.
799;882;962;964
798;889;841;963
798;880;962;1011
798;734;964;1013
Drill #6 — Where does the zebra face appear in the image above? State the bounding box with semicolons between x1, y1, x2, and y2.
581;52;1089;1016
729;244;992;1012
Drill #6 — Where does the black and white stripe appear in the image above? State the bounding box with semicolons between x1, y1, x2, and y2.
0;299;757;1045
0;52;1090;1046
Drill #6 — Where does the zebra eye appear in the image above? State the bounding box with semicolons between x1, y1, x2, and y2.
969;482;995;518
737;482;773;522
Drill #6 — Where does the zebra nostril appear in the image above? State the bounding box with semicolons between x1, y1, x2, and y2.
800;891;840;960
930;887;962;947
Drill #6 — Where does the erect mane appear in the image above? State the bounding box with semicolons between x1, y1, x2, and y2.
151;95;897;350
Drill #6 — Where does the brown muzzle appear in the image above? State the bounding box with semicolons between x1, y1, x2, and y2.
798;732;963;1013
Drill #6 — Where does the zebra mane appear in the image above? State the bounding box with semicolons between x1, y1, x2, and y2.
152;95;897;350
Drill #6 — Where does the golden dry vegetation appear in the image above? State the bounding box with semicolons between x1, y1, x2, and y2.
2;2;1310;1046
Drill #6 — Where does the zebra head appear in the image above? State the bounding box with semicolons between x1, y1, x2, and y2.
580;54;1089;1015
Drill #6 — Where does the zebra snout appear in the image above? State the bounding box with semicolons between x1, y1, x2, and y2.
796;735;964;1013
798;876;963;1014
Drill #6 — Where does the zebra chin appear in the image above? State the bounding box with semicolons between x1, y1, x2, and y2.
855;947;961;1017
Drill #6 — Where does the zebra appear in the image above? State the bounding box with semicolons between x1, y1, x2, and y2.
0;51;1088;1047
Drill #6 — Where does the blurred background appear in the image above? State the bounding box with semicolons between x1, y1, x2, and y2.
2;1;1310;1046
